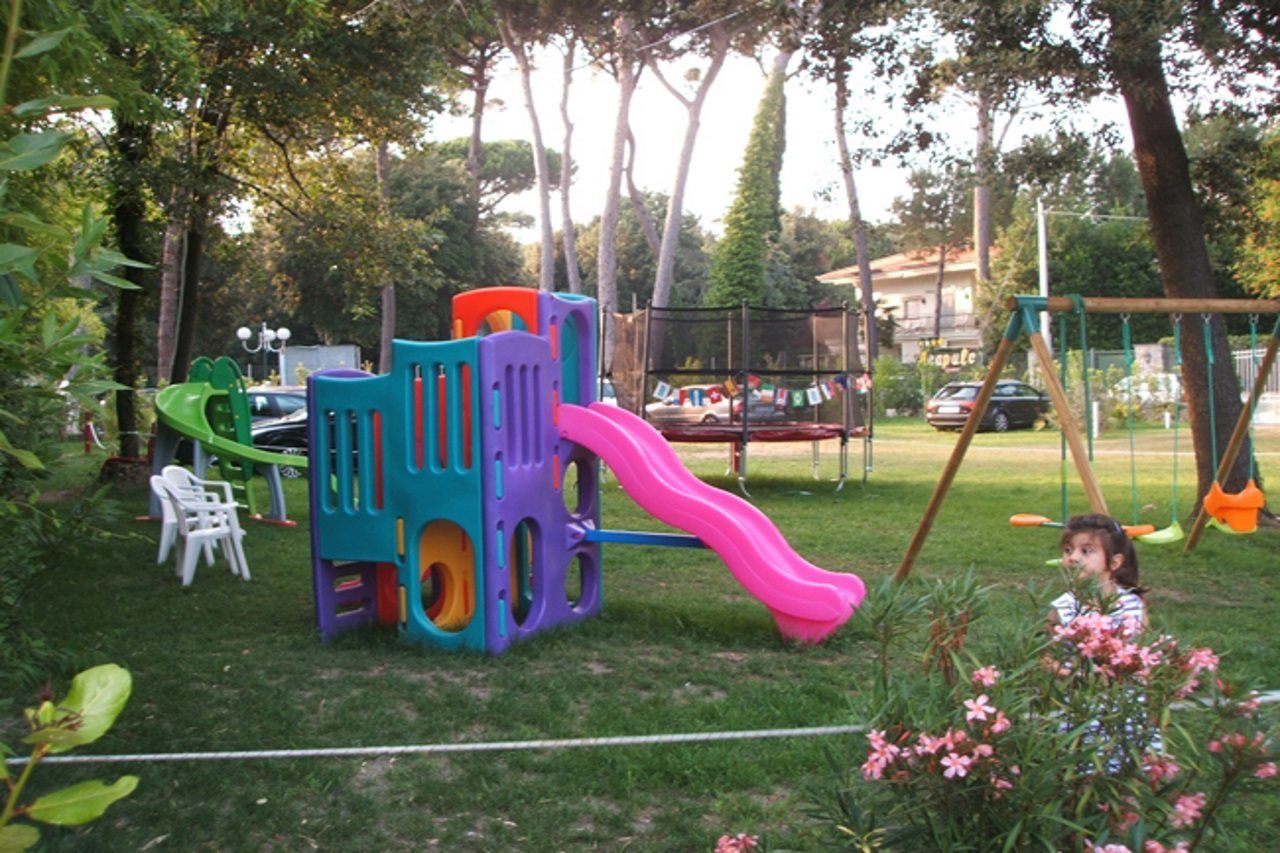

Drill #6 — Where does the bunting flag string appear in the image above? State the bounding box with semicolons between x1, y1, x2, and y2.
649;373;866;410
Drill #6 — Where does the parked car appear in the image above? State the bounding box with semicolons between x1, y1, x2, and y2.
251;410;309;478
645;384;731;425
247;387;307;421
645;384;787;425
925;380;1049;432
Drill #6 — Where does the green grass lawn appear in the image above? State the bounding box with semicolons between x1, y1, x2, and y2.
5;419;1279;850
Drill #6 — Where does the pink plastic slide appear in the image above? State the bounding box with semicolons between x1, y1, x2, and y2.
558;402;866;643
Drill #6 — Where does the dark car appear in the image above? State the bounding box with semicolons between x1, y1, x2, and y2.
247;387;307;421
925;380;1048;432
251;410;308;478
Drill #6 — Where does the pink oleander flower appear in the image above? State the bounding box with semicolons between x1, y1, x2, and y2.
1087;844;1132;853
942;728;967;749
941;752;972;779
991;711;1011;734
1144;842;1191;853
1207;740;1221;753
1254;761;1278;779
915;733;945;756
964;694;995;723
1143;753;1180;785
1185;647;1219;672
973;743;994;759
990;773;1013;791
714;833;758;852
1236;693;1261;717
1170;792;1206;829
971;665;1000;687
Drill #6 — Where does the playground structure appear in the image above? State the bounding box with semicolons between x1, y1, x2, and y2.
899;295;1280;580
150;356;308;523
307;287;866;654
608;302;871;493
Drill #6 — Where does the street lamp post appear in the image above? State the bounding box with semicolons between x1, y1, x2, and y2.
236;322;291;382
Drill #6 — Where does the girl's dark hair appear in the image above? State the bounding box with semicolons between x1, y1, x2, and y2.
1061;513;1144;593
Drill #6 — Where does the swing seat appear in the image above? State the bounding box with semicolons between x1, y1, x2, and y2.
1010;513;1059;528
1137;520;1184;545
1203;480;1265;534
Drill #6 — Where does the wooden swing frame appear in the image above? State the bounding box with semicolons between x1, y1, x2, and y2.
897;295;1280;581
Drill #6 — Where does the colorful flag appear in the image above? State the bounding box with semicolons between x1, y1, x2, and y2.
724;377;739;395
707;386;723;404
746;373;762;389
678;388;690;406
806;385;822;405
759;383;776;403
689;387;706;406
774;386;788;409
790;389;806;408
834;373;849;389
653;380;672;400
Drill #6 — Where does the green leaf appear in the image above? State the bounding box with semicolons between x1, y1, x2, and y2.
0;824;40;852
25;776;138;826
0;211;70;239
92;247;151;269
0;244;40;280
22;664;131;754
0;131;72;172
0;273;21;307
0;430;43;470
12;94;116;117
88;270;139;290
14;28;71;59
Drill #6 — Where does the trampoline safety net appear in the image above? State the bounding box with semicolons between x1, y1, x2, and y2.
607;304;871;435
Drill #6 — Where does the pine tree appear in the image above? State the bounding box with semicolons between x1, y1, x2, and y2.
702;62;787;307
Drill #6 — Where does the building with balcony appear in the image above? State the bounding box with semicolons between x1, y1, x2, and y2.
817;246;986;365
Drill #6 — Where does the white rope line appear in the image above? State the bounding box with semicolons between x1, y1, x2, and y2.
11;692;1278;768
4;725;864;767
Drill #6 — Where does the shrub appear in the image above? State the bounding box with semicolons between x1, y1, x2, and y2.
817;575;1277;850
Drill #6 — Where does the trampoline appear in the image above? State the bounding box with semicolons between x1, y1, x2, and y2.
606;302;873;492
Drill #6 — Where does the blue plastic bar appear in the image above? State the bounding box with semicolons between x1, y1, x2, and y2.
584;529;707;549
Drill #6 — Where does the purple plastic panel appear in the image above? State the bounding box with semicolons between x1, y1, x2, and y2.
308;368;375;641
475;292;603;654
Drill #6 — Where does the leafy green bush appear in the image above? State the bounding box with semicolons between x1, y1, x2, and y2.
1;664;138;850
818;576;1277;850
0;4;135;681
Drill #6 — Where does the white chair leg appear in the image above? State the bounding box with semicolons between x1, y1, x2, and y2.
231;530;250;582
157;522;177;564
179;538;201;586
203;539;216;566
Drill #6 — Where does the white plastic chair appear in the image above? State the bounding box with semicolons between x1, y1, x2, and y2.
157;466;250;585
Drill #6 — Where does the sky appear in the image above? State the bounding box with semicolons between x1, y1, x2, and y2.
427;49;926;242
426;45;1136;247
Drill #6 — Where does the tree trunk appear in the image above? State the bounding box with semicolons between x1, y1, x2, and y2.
110;119;152;458
834;68;877;365
559;38;582;294
466;51;490;224
598;12;638;370
170;214;204;384
973;87;994;285
1106;11;1251;502
649;33;729;309
499;19;555;291
625;128;661;255
376;140;396;374
155;206;185;385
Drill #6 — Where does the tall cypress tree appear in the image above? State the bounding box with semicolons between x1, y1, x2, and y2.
702;60;788;307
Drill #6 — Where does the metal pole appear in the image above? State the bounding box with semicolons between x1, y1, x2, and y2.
1037;199;1052;359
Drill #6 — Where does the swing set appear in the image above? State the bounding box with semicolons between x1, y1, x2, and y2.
898;294;1280;581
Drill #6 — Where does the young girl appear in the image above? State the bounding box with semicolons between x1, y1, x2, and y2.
1049;513;1147;634
1047;513;1159;768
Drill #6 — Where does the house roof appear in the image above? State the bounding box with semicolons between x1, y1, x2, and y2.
817;246;985;283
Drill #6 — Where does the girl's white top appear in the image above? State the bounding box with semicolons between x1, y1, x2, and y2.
1050;587;1145;635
